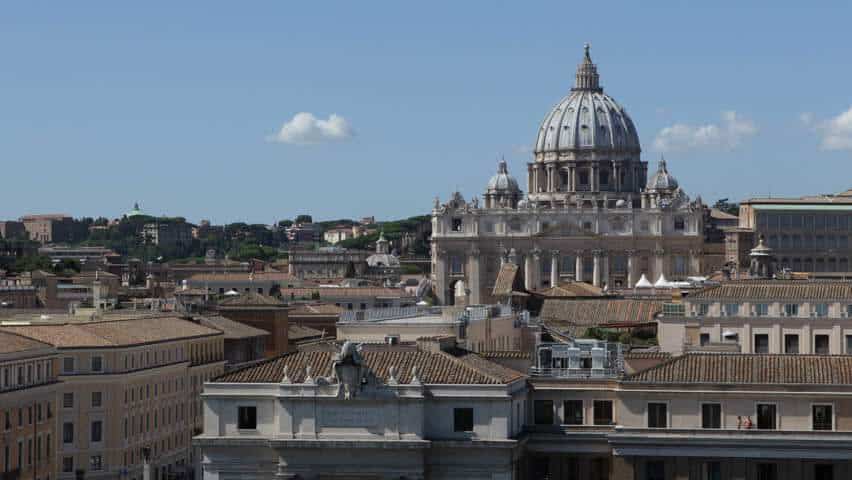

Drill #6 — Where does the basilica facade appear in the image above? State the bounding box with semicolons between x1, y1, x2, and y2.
431;46;705;305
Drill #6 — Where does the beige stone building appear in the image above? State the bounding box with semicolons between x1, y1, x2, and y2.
656;281;852;355
1;316;225;480
0;331;58;480
431;46;704;305
725;190;852;276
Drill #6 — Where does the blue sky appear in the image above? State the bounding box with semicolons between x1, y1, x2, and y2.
1;1;851;224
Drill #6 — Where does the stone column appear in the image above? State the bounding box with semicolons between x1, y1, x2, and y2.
569;164;576;191
689;249;701;275
433;246;449;305
592;249;602;287
575;252;584;283
591;165;598;191
531;248;542;291
524;253;534;291
467;248;481;305
626;249;637;288
550;250;560;287
601;252;610;289
548;165;555;192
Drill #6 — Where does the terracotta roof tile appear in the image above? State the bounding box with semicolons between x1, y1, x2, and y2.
214;343;524;385
0;331;54;354
280;287;411;299
492;264;521;297
218;292;285;307
1;316;221;348
540;299;662;328
627;353;852;385
196;315;270;340
688;281;852;301
536;282;604;298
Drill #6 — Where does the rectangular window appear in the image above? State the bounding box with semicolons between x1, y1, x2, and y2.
847;334;852;354
534;400;554;425
593;400;613;425
62;422;74;443
62;357;74;374
698;303;709;316
815;335;830;355
814;464;834;480
90;455;103;471
785;334;799;354
237;406;257;430
757;463;777;480
563;400;583;425
91;392;102;408
754;303;769;316
91;421;103;443
453;407;474;432
91;356;103;372
813;404;833;431
754;334;769;354
701;403;721;429
62;457;73;473
646;460;665;480
757;404;777;430
647;402;667;428
814;303;829;317
63;393;73;408
784;303;799;317
724;303;740;316
700;333;710;346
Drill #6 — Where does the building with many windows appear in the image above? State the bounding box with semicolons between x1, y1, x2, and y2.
0;331;58;480
656;281;852;355
430;46;704;305
0;316;225;480
196;338;527;479
725;190;852;276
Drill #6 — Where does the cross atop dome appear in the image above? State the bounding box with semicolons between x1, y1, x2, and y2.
574;43;601;92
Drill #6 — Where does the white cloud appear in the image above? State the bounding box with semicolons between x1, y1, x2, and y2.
804;107;852;151
267;112;353;145
653;111;758;152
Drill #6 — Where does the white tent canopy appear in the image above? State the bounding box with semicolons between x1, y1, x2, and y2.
634;274;653;288
654;274;672;288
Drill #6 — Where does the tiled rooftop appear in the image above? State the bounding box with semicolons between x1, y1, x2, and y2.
492;264;520;297
540;299;662;328
626;353;852;385
195;315;270;340
687;281;852;301
279;287;411;299
0;331;54;355
218;292;286;307
214;342;524;385
1;315;221;348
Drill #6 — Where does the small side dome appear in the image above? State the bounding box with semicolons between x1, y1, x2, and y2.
486;160;520;194
647;157;679;191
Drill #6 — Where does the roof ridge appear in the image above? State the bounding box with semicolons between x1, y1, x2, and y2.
213;350;298;382
432;347;504;384
0;329;56;350
623;351;685;380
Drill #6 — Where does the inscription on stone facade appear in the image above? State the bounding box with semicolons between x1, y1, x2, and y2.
321;407;379;427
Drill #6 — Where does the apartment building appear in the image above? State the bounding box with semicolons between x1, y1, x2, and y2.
0;332;58;480
657;281;852;355
0;316;225;480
